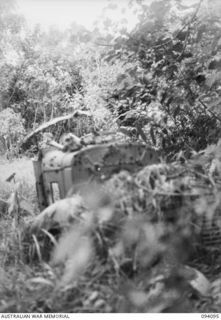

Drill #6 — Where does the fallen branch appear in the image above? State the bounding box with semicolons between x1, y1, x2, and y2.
20;110;93;147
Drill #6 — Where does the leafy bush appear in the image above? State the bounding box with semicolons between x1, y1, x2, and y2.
103;0;221;155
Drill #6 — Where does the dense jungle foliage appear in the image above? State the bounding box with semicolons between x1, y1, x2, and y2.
1;0;221;314
0;0;220;157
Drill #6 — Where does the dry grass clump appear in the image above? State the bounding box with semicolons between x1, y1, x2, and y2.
0;157;38;219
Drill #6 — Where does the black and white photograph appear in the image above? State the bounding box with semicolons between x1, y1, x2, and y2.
0;0;221;314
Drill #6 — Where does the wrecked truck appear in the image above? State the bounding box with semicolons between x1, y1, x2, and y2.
33;142;160;210
20;112;160;210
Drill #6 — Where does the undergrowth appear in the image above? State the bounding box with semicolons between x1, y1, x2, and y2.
1;142;221;312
